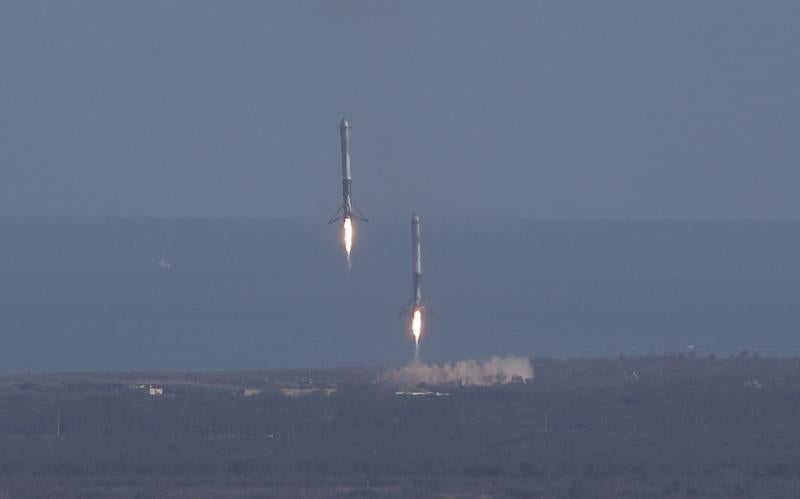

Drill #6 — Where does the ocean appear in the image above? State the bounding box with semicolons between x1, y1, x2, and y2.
0;218;798;373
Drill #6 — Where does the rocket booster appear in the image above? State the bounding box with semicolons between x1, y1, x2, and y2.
340;119;353;217
329;118;368;223
412;212;423;308
401;212;427;316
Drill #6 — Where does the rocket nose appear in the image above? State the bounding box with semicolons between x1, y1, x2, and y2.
340;118;350;129
412;213;421;223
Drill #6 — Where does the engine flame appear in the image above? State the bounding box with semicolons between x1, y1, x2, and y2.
411;309;422;348
343;217;353;266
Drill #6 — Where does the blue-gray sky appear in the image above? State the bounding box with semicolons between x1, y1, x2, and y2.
0;1;797;220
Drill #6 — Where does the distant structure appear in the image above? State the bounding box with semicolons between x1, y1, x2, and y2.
394;390;450;397
148;386;164;396
280;387;337;398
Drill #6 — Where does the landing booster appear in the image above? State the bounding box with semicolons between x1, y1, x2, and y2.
402;213;427;315
411;213;423;310
329;118;368;224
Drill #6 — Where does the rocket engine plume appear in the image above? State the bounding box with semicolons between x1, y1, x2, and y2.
343;217;353;267
411;309;422;350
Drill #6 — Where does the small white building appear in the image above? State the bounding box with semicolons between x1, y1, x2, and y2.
148;386;164;396
243;388;261;397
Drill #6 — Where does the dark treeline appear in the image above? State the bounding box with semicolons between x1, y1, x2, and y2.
2;355;800;498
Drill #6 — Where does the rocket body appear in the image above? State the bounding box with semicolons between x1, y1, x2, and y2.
339;119;354;219
329;118;367;224
412;213;423;308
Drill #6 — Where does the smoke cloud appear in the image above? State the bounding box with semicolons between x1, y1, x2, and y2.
382;356;534;387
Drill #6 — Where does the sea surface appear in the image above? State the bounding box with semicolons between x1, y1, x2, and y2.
0;218;798;374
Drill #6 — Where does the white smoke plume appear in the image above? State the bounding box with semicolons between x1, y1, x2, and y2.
382;356;534;387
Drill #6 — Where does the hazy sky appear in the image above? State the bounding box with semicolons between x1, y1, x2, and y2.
0;1;797;220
